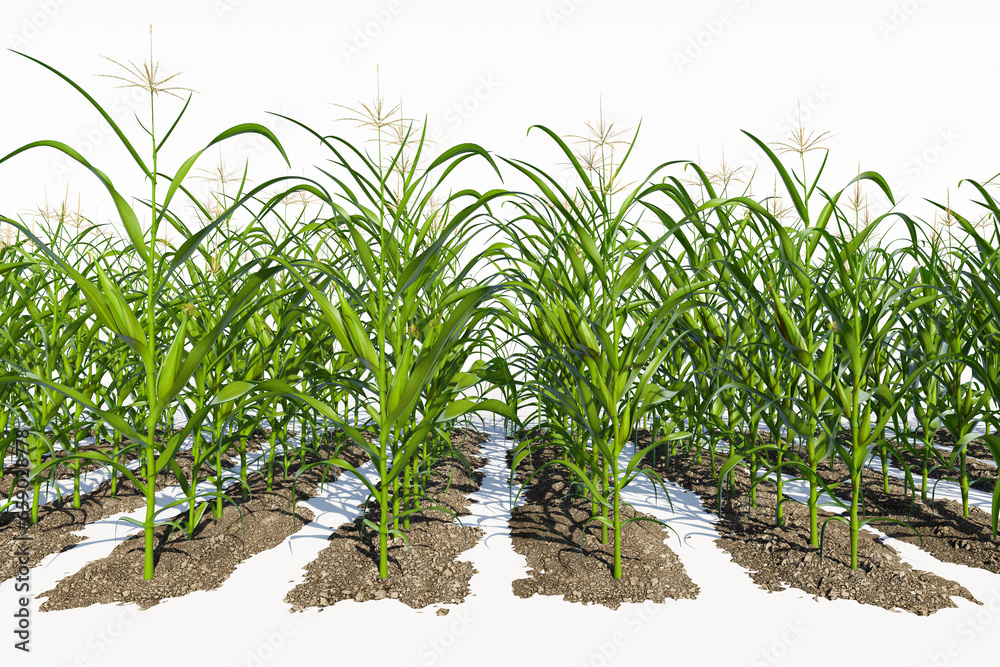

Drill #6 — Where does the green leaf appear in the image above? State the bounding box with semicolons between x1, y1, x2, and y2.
439;398;514;422
211;381;256;406
156;314;188;402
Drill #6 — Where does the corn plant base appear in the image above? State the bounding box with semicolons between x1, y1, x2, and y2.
285;429;489;611
718;426;1000;573
816;456;1000;575
0;440;243;587
890;448;997;495
653;442;978;616
916;428;997;462
0;471;153;585
511;426;550;443
0;441;120;499
37;460;327;611
0;429;266;519
508;444;699;609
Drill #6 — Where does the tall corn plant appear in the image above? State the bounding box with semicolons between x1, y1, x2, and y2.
642;162;772;495
893;233;955;501
0;47;293;580
656;173;791;506
0;247;71;519
0;212;122;515
915;199;994;517
703;131;855;545
497;122;716;579
936;183;1000;530
710;132;940;559
231;109;513;579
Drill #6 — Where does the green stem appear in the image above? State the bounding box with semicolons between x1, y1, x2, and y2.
849;469;861;570
612;482;622;579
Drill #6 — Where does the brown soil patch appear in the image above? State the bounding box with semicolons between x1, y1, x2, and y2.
1;433;285;589
506;437;699;610
0;441;121;498
284;428;488;611
670;426;1000;577
804;451;1000;576
637;429;979;615
911;427;995;462
0;448;212;587
35;442;365;611
1;427;269;511
889;443;996;494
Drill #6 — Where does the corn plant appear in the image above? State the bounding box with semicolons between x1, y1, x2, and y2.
710;132;945;560
221;105;514;579
497;121;717;579
0;46;295;579
893;233;954;501
937;183;1000;529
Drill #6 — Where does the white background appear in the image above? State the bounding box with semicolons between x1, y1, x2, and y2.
2;0;999;249
3;3;1000;666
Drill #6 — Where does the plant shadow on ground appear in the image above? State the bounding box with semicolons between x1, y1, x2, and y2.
0;430;262;589
639;428;982;615
506;430;699;610
28;430;321;611
732;427;1000;572
285;427;488;612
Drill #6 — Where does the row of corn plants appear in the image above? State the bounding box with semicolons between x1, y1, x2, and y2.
1;47;999;586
